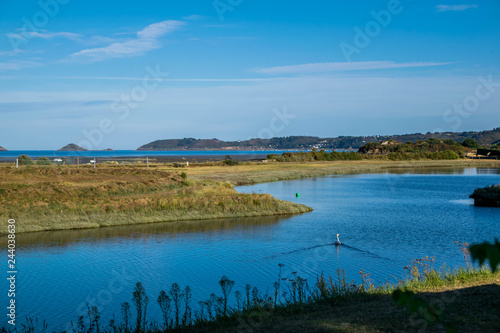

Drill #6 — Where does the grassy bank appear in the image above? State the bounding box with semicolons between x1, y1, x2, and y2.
0;166;311;234
188;267;500;333
169;159;500;186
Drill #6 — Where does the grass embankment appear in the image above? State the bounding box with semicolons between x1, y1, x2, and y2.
171;159;500;186
188;268;499;333
0;166;311;234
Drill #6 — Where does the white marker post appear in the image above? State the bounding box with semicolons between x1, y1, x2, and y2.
16;159;18;169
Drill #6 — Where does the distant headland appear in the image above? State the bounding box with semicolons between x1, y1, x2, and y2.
137;127;500;151
0;146;7;151
57;144;88;151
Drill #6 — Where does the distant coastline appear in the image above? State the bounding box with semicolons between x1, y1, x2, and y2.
137;127;500;151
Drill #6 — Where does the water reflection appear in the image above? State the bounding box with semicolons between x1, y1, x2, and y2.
8;216;288;250
477;168;500;174
375;167;480;175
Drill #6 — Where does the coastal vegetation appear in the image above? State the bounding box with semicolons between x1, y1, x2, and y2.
0;166;311;234
470;184;500;207
266;138;471;162
15;155;54;166
358;138;468;155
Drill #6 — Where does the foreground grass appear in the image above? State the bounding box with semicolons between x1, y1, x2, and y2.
184;267;499;333
164;159;500;186
0;165;311;234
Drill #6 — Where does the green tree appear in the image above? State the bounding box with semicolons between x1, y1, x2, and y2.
17;155;34;165
462;138;479;149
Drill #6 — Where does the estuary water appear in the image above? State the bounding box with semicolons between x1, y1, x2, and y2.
2;168;499;329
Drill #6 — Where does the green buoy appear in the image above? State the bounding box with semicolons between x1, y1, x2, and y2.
296;193;300;198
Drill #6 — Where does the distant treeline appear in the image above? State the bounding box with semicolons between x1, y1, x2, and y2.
137;127;500;150
267;138;473;162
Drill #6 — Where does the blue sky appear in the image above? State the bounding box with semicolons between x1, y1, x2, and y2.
0;0;499;149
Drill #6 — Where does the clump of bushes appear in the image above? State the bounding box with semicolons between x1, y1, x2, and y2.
222;155;239;165
36;157;52;165
470;185;500;207
268;150;363;162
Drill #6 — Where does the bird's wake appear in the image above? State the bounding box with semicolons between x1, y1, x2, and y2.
266;242;390;261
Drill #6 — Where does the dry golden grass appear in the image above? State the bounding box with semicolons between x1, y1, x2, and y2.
0;165;311;234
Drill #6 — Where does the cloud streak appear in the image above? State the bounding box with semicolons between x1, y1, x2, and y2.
5;30;81;43
44;76;269;82
26;31;82;40
67;20;184;63
0;60;42;71
253;61;455;75
436;4;478;12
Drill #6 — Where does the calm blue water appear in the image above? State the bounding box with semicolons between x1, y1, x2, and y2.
2;168;499;329
0;150;300;159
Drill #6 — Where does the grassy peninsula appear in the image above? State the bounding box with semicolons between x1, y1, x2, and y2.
0;166;311;234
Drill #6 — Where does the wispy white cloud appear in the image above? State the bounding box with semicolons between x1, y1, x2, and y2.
0;60;42;71
26;31;82;40
6;30;81;42
67;20;184;63
253;61;455;75
436;4;478;12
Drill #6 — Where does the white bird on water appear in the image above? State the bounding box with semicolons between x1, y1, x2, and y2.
335;234;341;246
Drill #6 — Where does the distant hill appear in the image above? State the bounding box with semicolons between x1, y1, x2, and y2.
137;127;500;151
58;143;88;151
358;138;468;156
0;146;6;151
